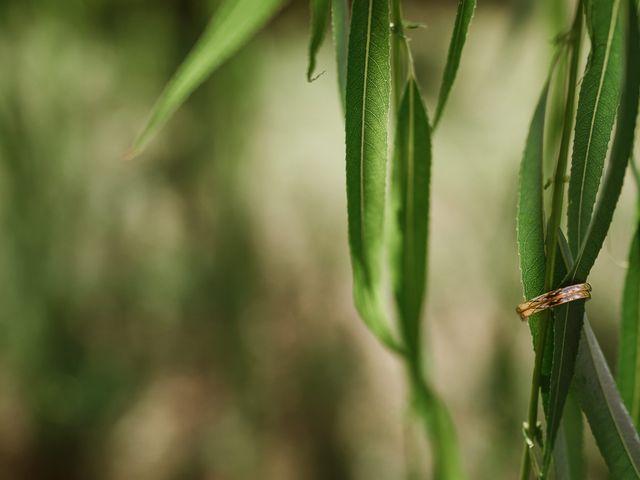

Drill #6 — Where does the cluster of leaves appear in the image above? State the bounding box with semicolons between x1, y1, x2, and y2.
130;0;640;477
517;0;640;477
131;0;475;477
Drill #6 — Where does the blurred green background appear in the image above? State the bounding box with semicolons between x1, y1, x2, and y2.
0;0;638;478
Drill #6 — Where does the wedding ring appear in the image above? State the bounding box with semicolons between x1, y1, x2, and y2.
516;283;591;321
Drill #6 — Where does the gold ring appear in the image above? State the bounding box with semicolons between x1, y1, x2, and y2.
516;283;592;321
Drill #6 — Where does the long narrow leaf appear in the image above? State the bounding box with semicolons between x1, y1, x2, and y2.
554;390;585;480
390;78;463;478
567;0;623;254
390;78;431;363
542;233;586;473
557;229;640;477
307;0;331;81
345;0;399;351
575;319;640;478
544;300;585;471
517;83;549;345
567;1;640;282
331;0;349;111
619;224;640;426
131;0;286;156
433;0;476;128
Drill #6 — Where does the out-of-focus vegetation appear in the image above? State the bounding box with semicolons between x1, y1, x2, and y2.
0;1;638;479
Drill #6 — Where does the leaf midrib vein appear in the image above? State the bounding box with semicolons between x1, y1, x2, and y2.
359;0;375;280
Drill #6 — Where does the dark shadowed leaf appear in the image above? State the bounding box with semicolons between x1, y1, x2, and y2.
544;300;585;471
567;0;623;254
575;320;640;479
557;229;640;478
566;0;640;283
619;224;640;427
554;390;585;480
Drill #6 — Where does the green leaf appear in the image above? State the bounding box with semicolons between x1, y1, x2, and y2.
543;233;586;473
390;78;431;363
130;0;287;157
575;319;640;479
567;0;623;254
345;0;400;352
544;300;586;471
554;390;585;480
567;0;640;282
516;82;549;344
433;0;476;128
557;228;640;478
389;79;463;478
331;0;349;111
307;0;331;82
618;224;640;427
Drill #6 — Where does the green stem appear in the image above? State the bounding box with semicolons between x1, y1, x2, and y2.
519;3;583;479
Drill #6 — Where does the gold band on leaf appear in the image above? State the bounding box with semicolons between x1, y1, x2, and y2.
516;283;592;321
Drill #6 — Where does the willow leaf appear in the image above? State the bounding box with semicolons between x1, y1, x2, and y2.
541;231;586;474
554;390;585;480
567;1;640;282
345;0;399;351
131;0;286;157
517;83;549;345
557;229;640;477
390;75;464;478
433;0;476;128
567;0;623;254
391;78;430;362
544;300;586;473
331;0;349;111
575;319;640;478
619;224;640;427
308;0;331;81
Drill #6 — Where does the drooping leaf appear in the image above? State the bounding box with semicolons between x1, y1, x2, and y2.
390;78;431;364
618;224;640;427
433;0;476;128
345;0;399;352
557;229;640;478
516;82;549;345
567;0;623;254
307;0;331;82
389;78;463;478
544;300;586;472
331;0;349;111
541;231;586;473
130;0;287;157
567;0;640;282
575;319;640;478
554;390;585;480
